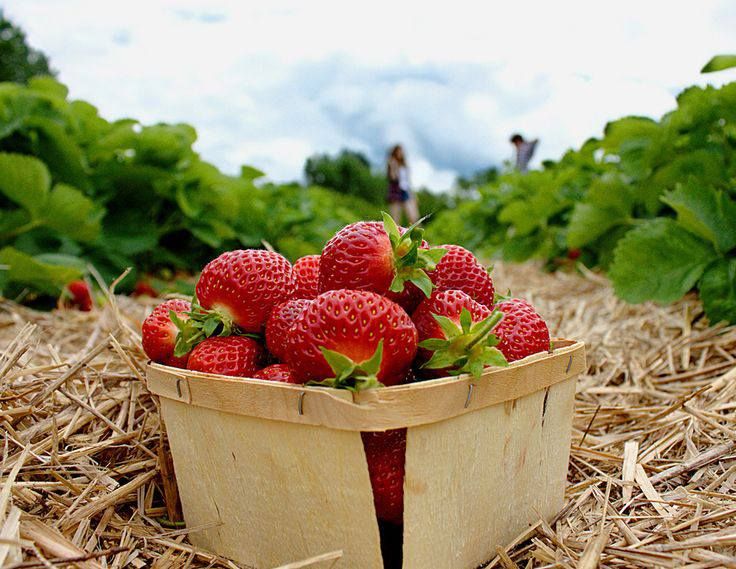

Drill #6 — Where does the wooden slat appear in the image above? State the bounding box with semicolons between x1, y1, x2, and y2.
161;399;384;569
402;376;577;569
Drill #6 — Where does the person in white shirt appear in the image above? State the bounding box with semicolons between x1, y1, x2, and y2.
510;133;538;173
386;144;419;224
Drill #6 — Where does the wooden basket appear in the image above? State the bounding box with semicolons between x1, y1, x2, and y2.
147;339;585;569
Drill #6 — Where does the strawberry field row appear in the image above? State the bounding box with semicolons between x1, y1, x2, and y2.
0;77;379;304
428;77;736;325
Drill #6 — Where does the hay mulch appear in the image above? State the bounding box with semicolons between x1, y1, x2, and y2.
1;263;735;568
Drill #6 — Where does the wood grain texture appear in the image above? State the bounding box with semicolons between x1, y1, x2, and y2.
148;340;584;432
402;376;576;569
160;399;384;569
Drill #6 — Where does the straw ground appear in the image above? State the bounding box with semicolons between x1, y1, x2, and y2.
0;263;734;568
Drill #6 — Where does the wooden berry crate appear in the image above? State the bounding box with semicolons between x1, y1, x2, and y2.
146;339;585;569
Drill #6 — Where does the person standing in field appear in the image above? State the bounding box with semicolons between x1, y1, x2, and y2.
386;144;419;224
510;133;538;173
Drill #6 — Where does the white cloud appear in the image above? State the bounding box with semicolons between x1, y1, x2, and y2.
4;0;736;188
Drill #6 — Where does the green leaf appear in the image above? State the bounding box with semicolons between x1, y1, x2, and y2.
381;211;402;246
0;153;50;219
319;347;358;378
609;219;718;304
408;270;433;298
361;340;384;376
699;259;736;324
240;165;266;181
432;314;461;339
567;178;634;248
44;183;103;242
418;338;448;350
701;54;736;74
459;308;472;333
661;183;736;254
0;246;82;295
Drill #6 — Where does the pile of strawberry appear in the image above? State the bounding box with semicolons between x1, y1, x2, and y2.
141;214;551;525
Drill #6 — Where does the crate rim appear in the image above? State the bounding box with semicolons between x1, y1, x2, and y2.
146;339;585;431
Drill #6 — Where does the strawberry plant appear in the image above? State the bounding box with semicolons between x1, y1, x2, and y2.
427;66;736;324
0;77;378;302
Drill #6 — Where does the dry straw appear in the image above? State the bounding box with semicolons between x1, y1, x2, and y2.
1;262;734;568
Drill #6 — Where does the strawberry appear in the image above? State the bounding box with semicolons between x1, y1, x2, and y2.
195;249;295;333
493;298;551;362
430;245;495;307
62;280;93;311
252;364;297;383
265;299;312;361
293;255;320;299
285;290;417;389
318;214;445;304
186;336;264;377
412;290;507;378
362;429;406;524
142;299;192;368
133;280;158;297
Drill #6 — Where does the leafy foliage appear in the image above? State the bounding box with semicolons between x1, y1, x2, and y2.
0;78;378;300
427;78;736;323
0;11;55;83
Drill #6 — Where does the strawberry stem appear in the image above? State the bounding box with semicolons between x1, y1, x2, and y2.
419;309;508;377
382;212;446;298
171;299;256;358
308;340;386;391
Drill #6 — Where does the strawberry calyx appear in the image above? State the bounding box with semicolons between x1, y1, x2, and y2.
308;340;386;391
493;288;512;304
382;212;446;298
420;309;508;377
171;299;255;358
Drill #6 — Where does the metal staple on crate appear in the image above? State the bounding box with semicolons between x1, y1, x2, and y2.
297;391;306;415
565;355;573;373
464;383;475;408
176;378;183;398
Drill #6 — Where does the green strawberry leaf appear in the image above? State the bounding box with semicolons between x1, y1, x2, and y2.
418;338;448;350
432;313;462;339
661;182;736;254
0;246;82;296
609;218;718;304
699;258;736;325
171;300;246;357
459;308;472;333
567;178;634;248
381;212;402;247
701;54;736;73
421;310;507;377
314;340;385;391
382;211;447;298
0;153;50;220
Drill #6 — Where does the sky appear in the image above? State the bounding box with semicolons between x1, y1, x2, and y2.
4;0;736;190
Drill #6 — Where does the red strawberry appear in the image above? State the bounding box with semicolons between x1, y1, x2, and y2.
186;336;264;377
293;255;320;299
62;280;93;311
252;364;297;383
194;249;295;333
142;299;192;368
318;214;445;305
412;290;507;378
265;299;312;361
430;245;495;307
285;290;417;388
362;429;406;524
133;280;158;297
567;248;581;260
493;298;550;362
